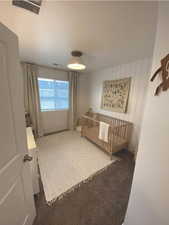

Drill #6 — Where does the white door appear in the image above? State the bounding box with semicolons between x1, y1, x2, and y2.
0;23;36;225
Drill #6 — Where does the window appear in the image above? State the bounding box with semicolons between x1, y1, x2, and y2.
38;78;69;111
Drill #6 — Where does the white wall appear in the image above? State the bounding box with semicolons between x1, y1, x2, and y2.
124;3;169;225
85;58;152;153
37;66;68;134
37;66;67;81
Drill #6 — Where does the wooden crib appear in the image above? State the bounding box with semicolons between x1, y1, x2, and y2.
80;112;132;159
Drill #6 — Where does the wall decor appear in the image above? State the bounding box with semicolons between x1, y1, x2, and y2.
151;53;169;96
101;77;131;113
12;0;42;14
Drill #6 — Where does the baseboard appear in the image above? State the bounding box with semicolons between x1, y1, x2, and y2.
44;129;69;136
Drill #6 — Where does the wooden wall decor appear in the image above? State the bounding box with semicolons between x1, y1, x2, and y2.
101;77;131;113
151;54;169;96
12;0;42;14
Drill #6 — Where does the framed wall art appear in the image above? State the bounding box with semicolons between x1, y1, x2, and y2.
101;77;131;113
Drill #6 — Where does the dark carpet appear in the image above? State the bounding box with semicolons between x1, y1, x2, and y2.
33;150;135;225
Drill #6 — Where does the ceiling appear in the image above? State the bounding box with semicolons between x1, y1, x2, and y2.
0;1;158;72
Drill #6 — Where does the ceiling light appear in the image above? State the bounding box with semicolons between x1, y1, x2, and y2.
67;51;86;70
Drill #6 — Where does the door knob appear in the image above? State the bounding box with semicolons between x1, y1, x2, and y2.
23;154;33;162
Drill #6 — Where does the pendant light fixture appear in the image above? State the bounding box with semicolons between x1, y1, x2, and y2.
67;51;86;70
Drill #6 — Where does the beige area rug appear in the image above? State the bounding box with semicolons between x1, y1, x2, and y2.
37;131;118;204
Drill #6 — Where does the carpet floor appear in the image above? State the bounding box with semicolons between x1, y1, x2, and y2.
33;150;135;225
38;131;118;204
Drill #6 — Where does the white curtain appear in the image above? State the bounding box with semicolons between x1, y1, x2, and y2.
22;63;43;137
68;71;79;130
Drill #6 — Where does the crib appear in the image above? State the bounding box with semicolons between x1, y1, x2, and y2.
80;112;132;159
